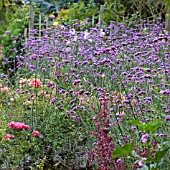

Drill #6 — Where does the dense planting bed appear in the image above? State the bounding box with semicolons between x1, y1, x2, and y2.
0;20;170;169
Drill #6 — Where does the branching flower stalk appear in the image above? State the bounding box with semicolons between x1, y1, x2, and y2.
88;93;126;170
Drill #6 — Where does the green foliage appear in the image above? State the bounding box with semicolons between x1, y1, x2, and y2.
146;148;169;163
85;0;98;17
24;0;60;14
112;144;134;158
163;0;170;11
55;0;99;28
68;1;86;21
101;0;126;25
1;5;29;79
22;0;169;29
58;0;80;9
128;120;163;133
0;1;26;38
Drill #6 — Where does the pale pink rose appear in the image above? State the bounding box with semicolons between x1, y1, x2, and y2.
1;86;10;92
0;84;2;88
101;74;106;78
23;100;32;105
32;130;39;137
10;98;14;102
29;78;42;88
38;90;46;96
45;94;51;99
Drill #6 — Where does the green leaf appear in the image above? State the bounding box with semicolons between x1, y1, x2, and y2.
79;1;85;10
128;120;143;127
128;120;162;133
146;148;169;163
112;144;134;158
154;148;169;163
140;121;162;133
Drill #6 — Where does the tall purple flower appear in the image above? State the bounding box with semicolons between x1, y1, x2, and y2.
141;134;150;143
30;54;37;60
51;97;58;105
165;115;170;121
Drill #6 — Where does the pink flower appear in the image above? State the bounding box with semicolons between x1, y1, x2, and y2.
23;124;30;130
5;134;14;139
3;134;14;142
138;160;144;168
7;121;30;130
13;122;25;130
8;121;15;128
1;86;10;92
45;94;51;99
32;130;39;137
29;78;42;88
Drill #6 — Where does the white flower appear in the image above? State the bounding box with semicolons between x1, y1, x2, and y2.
88;39;93;43
70;29;76;35
73;36;78;41
100;29;105;36
84;31;90;40
66;41;71;45
60;25;65;30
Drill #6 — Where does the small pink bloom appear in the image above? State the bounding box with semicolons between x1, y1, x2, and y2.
32;130;39;137
7;121;30;130
138;160;144;168
3;134;14;142
1;86;10;92
29;78;42;88
5;134;14;139
23;124;30;130
131;99;137;106
45;94;51;99
8;121;15;128
13;122;25;130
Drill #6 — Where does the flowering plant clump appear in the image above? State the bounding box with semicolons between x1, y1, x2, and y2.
28;78;42;88
1;121;41;168
0;18;170;169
